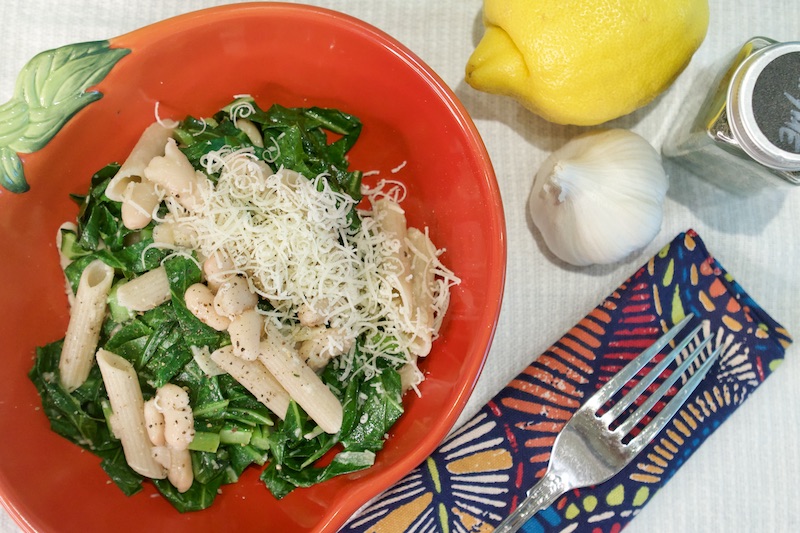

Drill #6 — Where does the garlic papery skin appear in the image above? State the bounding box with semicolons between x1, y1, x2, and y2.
528;129;668;266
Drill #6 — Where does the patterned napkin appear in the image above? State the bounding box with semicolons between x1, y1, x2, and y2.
342;229;793;533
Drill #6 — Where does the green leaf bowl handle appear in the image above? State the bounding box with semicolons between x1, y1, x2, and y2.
0;40;129;193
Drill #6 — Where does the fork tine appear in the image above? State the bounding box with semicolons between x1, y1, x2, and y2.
601;323;704;425
613;333;712;436
627;342;723;453
496;316;724;532
586;314;694;411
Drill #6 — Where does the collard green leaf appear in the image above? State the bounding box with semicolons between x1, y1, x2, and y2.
104;319;153;368
261;363;404;498
258;104;363;201
153;475;225;513
174;99;364;202
99;449;144;497
261;448;376;499
192;449;231;486
340;367;403;451
163;255;229;351
29;342;117;453
175;360;229;419
144;336;193;388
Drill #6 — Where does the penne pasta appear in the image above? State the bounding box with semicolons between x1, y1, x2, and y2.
407;227;437;357
190;345;226;377
55;222;78;307
59;260;115;392
259;328;343;434
55;222;78;273
210;345;291;419
105;121;175;202
116;265;171;312
374;198;413;316
96;349;166;479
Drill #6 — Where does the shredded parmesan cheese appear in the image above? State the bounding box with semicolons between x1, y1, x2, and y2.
153;101;179;129
391;161;407;174
162;145;459;383
228;99;256;128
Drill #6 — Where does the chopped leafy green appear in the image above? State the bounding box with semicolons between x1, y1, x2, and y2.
174;98;363;203
30;99;410;512
261;362;403;499
163;255;229;352
99;448;144;497
154;473;226;513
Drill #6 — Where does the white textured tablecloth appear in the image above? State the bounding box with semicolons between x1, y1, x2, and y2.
2;1;798;532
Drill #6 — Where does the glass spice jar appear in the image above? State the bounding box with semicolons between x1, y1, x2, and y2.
662;37;800;192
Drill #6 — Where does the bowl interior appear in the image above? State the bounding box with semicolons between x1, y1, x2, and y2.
0;4;505;532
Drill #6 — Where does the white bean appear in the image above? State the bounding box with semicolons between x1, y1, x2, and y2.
213;275;257;318
236;118;264;147
298;327;353;372
143;398;166;446
202;254;235;292
297;299;330;327
184;283;230;331
167;448;193;493
155;384;194;451
121;179;160;230
143;138;207;211
228;309;263;361
152;445;170;469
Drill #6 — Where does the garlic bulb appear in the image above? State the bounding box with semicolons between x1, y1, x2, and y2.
528;129;668;266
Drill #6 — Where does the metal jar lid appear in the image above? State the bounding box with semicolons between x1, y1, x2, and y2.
727;41;800;171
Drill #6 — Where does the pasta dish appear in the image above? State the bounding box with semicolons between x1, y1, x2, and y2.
29;98;459;511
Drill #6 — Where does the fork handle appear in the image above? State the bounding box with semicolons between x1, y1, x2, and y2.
494;470;568;533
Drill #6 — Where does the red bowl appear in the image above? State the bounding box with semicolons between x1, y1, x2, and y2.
0;3;505;532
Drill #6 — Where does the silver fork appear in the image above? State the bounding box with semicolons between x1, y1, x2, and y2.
495;314;722;533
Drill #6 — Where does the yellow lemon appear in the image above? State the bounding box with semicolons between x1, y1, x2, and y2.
465;0;709;126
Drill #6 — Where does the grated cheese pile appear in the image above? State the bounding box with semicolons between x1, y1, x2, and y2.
162;146;459;383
